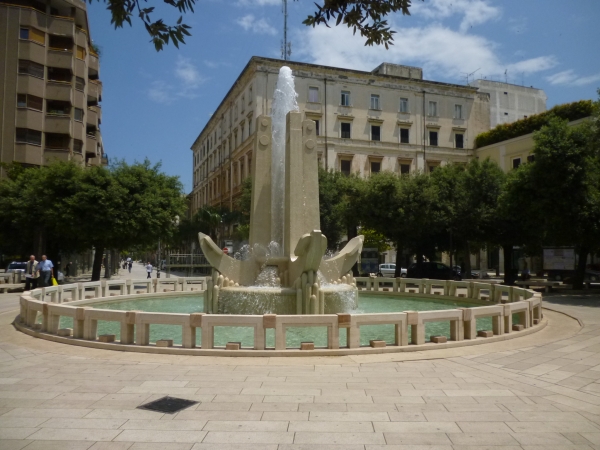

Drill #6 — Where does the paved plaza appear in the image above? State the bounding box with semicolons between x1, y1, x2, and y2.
1;266;600;449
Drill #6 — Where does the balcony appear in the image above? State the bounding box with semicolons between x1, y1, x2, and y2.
18;74;45;98
18;41;45;65
14;143;43;166
89;54;99;76
87;79;102;103
48;16;75;36
86;134;97;155
45;115;72;134
44;148;71;163
86;106;98;127
46;83;73;105
16;108;43;130
74;58;85;78
47;50;73;69
19;9;47;30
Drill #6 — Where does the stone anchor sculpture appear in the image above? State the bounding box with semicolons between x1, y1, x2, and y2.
198;69;363;315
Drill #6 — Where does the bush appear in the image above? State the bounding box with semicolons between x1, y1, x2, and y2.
475;100;594;148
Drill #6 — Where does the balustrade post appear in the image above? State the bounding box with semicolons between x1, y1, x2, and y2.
121;311;138;344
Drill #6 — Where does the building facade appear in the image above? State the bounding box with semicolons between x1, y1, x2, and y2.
190;57;491;216
0;0;105;178
471;79;546;128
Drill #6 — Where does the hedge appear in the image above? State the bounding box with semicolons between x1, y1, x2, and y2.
474;100;594;148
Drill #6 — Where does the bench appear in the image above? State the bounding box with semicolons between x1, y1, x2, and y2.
515;280;559;293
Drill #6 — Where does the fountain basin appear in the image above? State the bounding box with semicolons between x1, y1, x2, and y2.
217;284;358;315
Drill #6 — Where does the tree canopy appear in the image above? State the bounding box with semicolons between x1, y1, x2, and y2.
0;160;186;280
96;0;419;51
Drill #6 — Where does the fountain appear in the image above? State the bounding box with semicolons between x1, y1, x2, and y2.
198;67;364;315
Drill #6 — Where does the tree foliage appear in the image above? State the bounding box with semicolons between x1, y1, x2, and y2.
97;0;420;51
474;100;594;148
0;160;186;280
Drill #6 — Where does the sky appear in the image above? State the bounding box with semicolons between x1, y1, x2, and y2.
86;0;600;193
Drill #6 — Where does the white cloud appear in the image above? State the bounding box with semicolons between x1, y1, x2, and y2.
235;0;279;6
411;0;500;32
236;14;277;35
508;17;527;35
175;56;205;89
147;56;205;103
294;23;556;82
546;70;600;87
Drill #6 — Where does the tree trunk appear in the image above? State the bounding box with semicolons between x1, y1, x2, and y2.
463;242;472;279
573;246;589;290
502;245;517;285
395;242;403;277
91;245;104;281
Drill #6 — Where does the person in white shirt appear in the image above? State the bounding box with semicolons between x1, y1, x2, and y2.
146;262;153;279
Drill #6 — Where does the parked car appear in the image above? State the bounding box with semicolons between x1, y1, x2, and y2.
452;265;480;279
377;263;407;278
407;262;461;280
586;270;600;282
5;261;26;274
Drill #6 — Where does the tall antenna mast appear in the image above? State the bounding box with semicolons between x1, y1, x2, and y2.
281;0;291;60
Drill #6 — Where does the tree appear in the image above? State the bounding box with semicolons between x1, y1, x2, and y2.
99;0;420;51
0;160;186;281
432;160;505;278
526;113;600;288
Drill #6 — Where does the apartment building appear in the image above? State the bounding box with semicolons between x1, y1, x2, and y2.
471;79;547;128
0;0;105;178
190;56;491;215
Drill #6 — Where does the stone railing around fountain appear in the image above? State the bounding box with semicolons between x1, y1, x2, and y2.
15;277;544;355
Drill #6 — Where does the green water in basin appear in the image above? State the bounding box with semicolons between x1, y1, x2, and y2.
53;294;512;348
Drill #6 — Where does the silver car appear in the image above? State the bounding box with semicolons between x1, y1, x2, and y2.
5;261;27;274
378;263;407;278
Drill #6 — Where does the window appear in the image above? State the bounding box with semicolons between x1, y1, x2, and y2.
428;101;437;117
18;60;44;78
47;100;70;115
76;46;86;59
20;27;44;44
400;163;411;174
48;35;73;52
527;154;535;163
75;76;85;90
370;160;381;174
74;107;84;121
371;125;381;141
341;90;351;106
48;67;71;83
512;158;521;169
428;163;439;173
400;128;409;144
370;94;380;110
454;104;463;119
455;133;464;149
340;159;351;176
15;128;41;145
16;94;43;111
248;116;252;134
429;131;438;146
73;139;83;153
314;119;320;136
341;122;351;139
308;86;319;103
400;97;409;113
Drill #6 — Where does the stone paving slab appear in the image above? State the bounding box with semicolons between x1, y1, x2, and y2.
2;288;600;448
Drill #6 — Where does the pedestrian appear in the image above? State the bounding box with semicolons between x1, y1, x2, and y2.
36;255;54;287
145;261;153;279
128;260;132;273
24;255;39;291
156;268;160;279
65;262;72;277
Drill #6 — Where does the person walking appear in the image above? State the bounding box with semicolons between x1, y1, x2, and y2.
128;259;132;273
25;255;39;291
36;255;54;287
145;262;153;279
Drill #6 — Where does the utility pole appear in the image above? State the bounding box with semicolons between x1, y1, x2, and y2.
281;0;291;60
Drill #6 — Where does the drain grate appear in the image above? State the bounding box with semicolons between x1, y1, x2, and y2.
138;396;198;414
